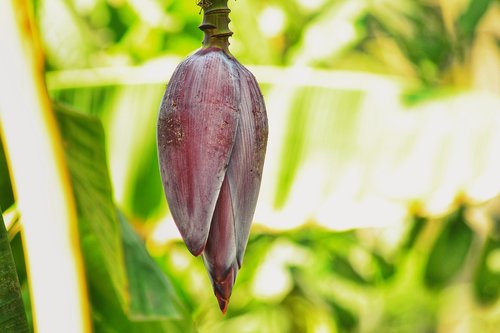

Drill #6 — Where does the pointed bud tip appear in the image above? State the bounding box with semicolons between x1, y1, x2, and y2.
217;296;229;314
210;265;236;314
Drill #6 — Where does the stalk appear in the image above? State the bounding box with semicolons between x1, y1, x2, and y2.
0;1;91;332
199;0;233;53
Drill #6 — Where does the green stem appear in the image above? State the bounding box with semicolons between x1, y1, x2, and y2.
198;0;233;52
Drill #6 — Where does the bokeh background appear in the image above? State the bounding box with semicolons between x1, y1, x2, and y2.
1;0;500;332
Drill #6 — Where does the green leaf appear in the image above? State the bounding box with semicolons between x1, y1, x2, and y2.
371;252;395;282
473;236;500;305
331;253;367;285
126;137;165;220
0;139;14;210
424;206;474;289
119;212;182;319
273;87;309;209
55;104;193;330
8;232;33;331
50;83;167;220
87;213;196;333
104;84;167;220
330;300;358;333
0;208;29;332
457;0;492;40
402;215;428;250
8;232;27;292
55;103;129;310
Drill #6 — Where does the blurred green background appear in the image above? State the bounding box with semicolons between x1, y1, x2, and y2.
3;0;500;332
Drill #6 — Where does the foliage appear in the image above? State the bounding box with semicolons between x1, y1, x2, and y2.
55;105;194;331
1;0;500;332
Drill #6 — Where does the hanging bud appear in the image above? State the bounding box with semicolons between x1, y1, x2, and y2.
157;0;268;314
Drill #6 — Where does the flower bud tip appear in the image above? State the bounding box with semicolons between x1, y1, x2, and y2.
211;265;235;314
217;296;229;314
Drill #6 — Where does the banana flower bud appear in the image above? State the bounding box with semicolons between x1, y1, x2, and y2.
157;0;268;313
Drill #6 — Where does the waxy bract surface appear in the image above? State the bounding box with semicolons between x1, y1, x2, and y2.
157;47;268;313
